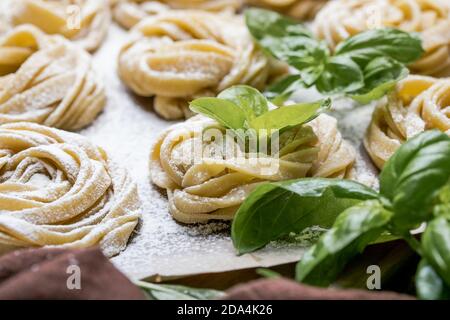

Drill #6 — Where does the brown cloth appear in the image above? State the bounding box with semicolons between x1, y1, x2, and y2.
225;278;415;300
0;247;145;300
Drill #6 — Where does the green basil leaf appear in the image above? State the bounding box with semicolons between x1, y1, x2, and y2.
434;184;450;217
284;39;328;86
438;184;450;205
249;98;331;131
245;8;327;87
350;57;409;104
265;74;305;105
256;268;282;279
416;259;450;300
295;200;392;287
380;130;450;229
136;281;225;300
316;56;364;95
335;28;424;65
218;85;268;118
189;97;247;130
422;216;450;287
231;178;379;254
245;8;312;44
278;125;317;156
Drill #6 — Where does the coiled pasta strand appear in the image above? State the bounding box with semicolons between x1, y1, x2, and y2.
112;0;241;29
0;122;140;256
364;75;450;168
118;10;287;120
0;25;106;130
151;114;355;223
8;0;111;52
246;0;329;20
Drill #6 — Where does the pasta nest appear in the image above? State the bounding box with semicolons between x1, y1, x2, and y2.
364;75;450;168
7;0;111;52
0;25;106;130
112;0;242;30
118;10;287;120
151;114;355;223
313;0;450;77
0;122;140;257
245;0;329;20
112;0;329;30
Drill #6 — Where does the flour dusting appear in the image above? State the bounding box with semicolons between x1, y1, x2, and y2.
81;25;380;280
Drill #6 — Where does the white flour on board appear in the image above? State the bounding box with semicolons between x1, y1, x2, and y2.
81;25;379;280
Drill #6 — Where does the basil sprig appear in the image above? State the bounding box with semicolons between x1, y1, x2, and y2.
231;130;450;297
246;8;424;104
380;131;450;230
231;179;379;254
190;85;331;133
296;200;393;286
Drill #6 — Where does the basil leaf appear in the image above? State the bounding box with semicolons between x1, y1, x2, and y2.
316;56;364;95
380;131;450;229
256;268;282;279
422;216;450;287
278;125;317;156
264;74;304;105
249;98;331;131
438;184;450;205
245;8;327;87
335;28;424;65
416;259;450;300
434;184;450;217
350;57;409;104
295;200;392;287
246;9;423;104
284;39;328;86
231;178;379;254
245;8;312;44
189;97;247;130
218;85;268;118
136;281;224;300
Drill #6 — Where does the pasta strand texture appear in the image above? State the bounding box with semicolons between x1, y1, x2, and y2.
365;75;450;168
151;114;355;223
313;0;450;77
246;0;329;20
0;25;106;130
118;10;287;120
9;0;111;52
0;122;140;257
113;0;241;29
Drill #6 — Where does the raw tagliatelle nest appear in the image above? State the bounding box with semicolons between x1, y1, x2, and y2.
112;0;241;29
112;0;329;30
246;0;329;20
0;25;106;131
7;0;111;52
118;10;287;120
365;75;450;168
313;0;450;77
0;122;141;257
150;114;355;224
